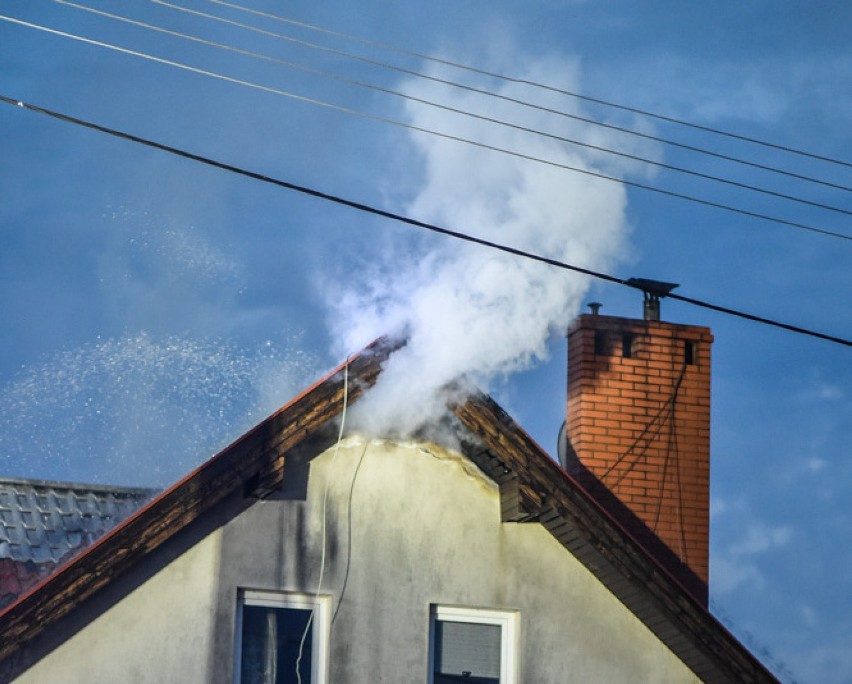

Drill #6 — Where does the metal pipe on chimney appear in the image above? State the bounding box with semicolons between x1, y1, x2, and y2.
644;296;660;321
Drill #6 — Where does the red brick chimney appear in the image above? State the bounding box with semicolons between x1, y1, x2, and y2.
559;295;713;605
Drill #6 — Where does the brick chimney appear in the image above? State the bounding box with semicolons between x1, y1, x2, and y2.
559;298;713;605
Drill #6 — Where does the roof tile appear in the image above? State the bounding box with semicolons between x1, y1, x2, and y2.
0;479;155;565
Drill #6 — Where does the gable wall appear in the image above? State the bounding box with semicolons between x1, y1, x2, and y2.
12;524;223;683
13;437;701;683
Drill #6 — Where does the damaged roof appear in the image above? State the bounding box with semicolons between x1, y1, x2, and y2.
0;337;778;683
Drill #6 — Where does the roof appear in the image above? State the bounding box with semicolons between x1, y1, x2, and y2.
0;478;154;565
0;336;779;683
0;478;154;612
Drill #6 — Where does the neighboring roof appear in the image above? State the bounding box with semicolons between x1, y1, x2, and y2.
0;478;155;612
0;478;154;565
0;336;779;683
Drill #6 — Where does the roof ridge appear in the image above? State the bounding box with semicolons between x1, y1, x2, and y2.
0;478;157;496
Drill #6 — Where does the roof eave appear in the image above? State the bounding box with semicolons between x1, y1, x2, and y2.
452;390;779;684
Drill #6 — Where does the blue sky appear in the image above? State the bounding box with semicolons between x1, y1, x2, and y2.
1;1;850;681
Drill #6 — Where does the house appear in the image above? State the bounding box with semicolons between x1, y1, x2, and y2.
0;306;780;683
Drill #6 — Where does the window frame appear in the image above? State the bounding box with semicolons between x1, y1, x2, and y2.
234;589;331;684
428;605;519;684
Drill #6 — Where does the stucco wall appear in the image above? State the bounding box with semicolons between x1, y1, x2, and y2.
13;526;223;683
14;436;701;683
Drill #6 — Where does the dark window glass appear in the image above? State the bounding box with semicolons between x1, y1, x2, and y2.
241;605;313;684
434;619;501;684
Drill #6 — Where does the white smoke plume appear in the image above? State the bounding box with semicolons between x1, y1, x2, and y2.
327;50;659;437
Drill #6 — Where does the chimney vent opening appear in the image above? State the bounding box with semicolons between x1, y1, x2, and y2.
622;333;635;359
594;330;607;355
684;340;697;365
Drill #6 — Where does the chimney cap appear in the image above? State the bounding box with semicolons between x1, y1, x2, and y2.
626;278;679;321
626;278;679;300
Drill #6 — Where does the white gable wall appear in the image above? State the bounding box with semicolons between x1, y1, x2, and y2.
14;525;223;683
14;436;701;683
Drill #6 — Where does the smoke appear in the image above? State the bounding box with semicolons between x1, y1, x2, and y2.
326;49;660;437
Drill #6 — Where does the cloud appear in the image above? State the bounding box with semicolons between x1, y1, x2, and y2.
728;522;793;557
791;631;852;684
326;47;659;437
804;457;828;474
712;557;767;596
711;501;794;596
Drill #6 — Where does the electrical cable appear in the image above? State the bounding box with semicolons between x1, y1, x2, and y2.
1;16;849;242
331;439;369;627
650;360;689;562
190;0;852;170
670;392;688;565
295;356;350;684
54;0;852;217
1;94;850;347
599;366;684;488
151;0;852;193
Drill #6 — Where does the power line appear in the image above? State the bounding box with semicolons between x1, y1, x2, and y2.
2;94;849;348
192;0;852;170
55;0;852;218
150;0;852;194
2;14;849;243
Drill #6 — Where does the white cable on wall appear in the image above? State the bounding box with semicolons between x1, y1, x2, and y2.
295;357;350;684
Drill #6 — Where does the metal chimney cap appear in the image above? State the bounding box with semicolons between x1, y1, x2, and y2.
587;302;603;315
626;278;679;321
626;278;680;301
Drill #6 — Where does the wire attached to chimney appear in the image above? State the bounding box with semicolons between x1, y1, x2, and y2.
599;362;687;488
651;360;690;562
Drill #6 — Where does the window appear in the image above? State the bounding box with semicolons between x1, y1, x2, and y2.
235;591;329;684
429;606;518;684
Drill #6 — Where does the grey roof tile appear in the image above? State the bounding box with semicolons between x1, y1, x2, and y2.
0;478;155;565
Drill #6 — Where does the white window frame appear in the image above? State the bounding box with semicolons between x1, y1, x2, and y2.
428;605;519;684
234;590;331;684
